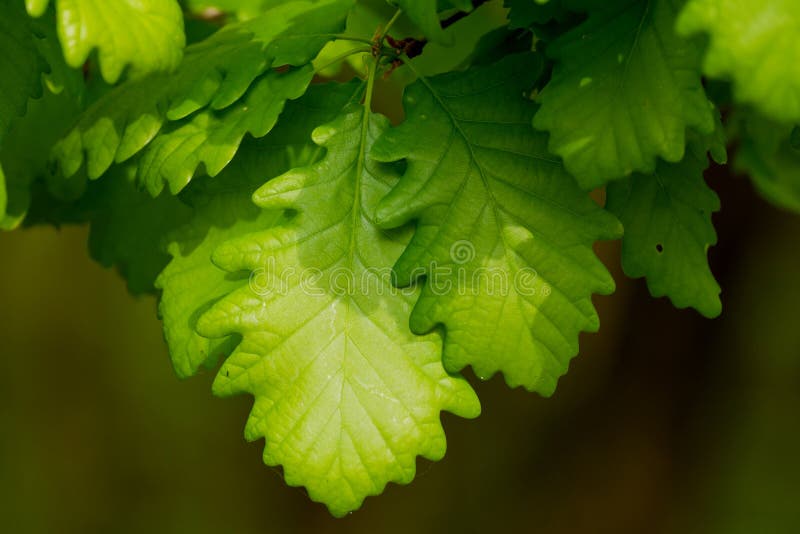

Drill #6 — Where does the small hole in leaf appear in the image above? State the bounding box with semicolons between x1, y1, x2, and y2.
656;244;664;253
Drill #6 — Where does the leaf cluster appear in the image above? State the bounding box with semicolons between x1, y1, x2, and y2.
2;0;800;516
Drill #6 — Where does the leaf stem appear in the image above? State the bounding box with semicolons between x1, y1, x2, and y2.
357;57;378;181
378;9;403;43
332;34;376;46
363;57;378;113
347;56;379;290
313;46;371;74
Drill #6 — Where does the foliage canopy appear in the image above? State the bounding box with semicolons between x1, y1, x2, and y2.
2;0;799;516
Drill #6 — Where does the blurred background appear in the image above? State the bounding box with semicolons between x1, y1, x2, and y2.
1;154;799;533
2;0;800;531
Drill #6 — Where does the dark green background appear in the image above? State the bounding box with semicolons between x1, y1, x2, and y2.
1;141;799;533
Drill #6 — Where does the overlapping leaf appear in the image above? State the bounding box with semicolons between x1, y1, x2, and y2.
534;0;714;189
193;103;479;516
0;1;47;225
25;0;186;84
80;168;193;295
53;0;353;195
135;66;316;196
1;89;81;230
156;161;285;379
392;0;473;44
156;81;362;378
28;13;89;100
372;53;621;395
0;0;46;144
607;134;725;318
677;0;800;123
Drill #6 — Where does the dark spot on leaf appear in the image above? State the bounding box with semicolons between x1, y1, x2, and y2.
656;243;664;253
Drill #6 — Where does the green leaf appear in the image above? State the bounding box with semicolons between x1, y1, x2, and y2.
0;0;46;144
677;0;800;123
371;54;621;395
733;113;800;214
0;0;46;229
53;0;353;193
533;0;714;189
505;0;567;29
81;168;193;295
26;0;186;84
136;66;315;196
1;88;81;230
195;104;479;516
607;138;722;318
417;0;512;75
464;26;533;67
24;10;90;101
391;0;473;44
392;1;449;43
156;81;362;378
156;161;286;379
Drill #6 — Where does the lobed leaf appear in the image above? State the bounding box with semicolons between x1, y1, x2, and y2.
52;0;354;194
136;66;315;196
372;53;621;395
26;0;186;84
80;168;193;295
0;0;46;145
194;103;479;516
607;136;724;318
156;81;363;378
391;0;474;44
0;0;47;225
1;89;81;230
534;0;714;189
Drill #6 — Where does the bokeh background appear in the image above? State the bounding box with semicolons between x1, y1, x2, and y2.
2;1;800;531
2;155;799;534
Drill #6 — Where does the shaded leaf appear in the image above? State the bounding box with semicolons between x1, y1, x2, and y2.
52;0;353;194
372;54;621;394
156;81;363;377
607;136;723;317
196;104;479;516
534;0;714;188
